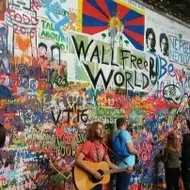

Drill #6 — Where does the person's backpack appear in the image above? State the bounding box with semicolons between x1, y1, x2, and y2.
112;131;130;160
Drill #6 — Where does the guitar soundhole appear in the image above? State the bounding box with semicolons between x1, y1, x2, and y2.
89;170;104;183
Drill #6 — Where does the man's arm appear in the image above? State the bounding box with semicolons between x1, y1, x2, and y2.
104;154;133;173
121;130;139;156
75;152;95;175
75;152;103;180
126;142;139;156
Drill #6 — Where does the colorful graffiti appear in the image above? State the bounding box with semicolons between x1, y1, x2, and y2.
0;0;190;189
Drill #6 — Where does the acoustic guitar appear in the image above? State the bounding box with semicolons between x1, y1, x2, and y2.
73;161;141;190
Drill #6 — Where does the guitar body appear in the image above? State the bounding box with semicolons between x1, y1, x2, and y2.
74;161;110;190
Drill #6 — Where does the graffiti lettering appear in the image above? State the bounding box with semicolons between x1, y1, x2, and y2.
5;7;38;37
40;19;66;49
163;84;181;104
18;64;47;80
37;0;69;40
0;60;8;74
48;69;68;86
71;34;156;91
76;131;86;144
169;36;190;65
19;77;38;91
6;9;38;25
83;63;150;91
52;106;88;124
72;36;119;66
89;106;122;120
55;138;75;157
158;56;175;79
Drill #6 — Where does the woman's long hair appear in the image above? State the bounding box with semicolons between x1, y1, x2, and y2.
166;132;180;151
86;121;105;142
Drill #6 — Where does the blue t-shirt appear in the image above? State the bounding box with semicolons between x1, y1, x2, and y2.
113;130;135;168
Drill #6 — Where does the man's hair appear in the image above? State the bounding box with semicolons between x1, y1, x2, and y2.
86;121;104;141
51;45;60;52
116;117;126;129
0;123;5;148
160;33;168;47
38;42;47;51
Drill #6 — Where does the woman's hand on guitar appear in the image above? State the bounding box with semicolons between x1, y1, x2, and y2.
92;171;103;180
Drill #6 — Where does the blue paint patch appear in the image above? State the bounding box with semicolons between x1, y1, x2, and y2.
0;85;13;99
83;15;108;27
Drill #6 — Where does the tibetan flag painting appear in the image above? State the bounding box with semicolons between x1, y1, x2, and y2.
78;0;145;51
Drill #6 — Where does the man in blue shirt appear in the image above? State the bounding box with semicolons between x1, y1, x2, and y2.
114;118;139;190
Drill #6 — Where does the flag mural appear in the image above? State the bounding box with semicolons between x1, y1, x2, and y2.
80;0;144;50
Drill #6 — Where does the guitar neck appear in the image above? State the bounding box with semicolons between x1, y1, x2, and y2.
103;164;139;175
103;168;126;175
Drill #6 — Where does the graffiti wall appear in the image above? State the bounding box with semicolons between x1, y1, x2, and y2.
0;0;190;189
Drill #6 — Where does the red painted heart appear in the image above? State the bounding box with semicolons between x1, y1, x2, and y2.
55;128;64;139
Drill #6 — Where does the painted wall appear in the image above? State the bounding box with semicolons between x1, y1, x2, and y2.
0;0;190;189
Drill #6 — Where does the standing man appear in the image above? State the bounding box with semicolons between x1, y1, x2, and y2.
114;117;139;190
0;123;5;169
0;123;5;148
75;121;120;190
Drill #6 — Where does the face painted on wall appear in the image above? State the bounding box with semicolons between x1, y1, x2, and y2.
161;120;167;128
38;45;47;57
161;38;168;55
52;48;59;61
147;33;155;49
